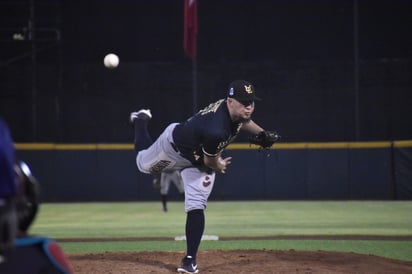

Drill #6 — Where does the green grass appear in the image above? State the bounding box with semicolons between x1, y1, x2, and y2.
29;201;412;261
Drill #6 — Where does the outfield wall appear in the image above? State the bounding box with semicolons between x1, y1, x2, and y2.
15;141;412;202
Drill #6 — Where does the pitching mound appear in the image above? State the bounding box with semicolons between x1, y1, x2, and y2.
69;249;412;273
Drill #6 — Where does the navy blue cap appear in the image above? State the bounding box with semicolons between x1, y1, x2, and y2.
228;80;261;102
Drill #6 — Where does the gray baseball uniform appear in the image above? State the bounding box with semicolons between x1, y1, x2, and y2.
131;80;265;274
160;170;184;195
136;123;217;212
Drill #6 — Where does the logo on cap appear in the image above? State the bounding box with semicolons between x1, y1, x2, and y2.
244;85;253;94
229;87;234;96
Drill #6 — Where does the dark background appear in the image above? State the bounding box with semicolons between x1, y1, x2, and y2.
1;0;411;143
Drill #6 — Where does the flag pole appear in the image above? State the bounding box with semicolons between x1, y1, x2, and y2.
184;0;198;114
192;56;198;113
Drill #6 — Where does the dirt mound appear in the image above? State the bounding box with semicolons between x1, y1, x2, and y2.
69;249;412;274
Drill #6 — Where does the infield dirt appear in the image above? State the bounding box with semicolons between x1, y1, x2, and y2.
67;236;412;274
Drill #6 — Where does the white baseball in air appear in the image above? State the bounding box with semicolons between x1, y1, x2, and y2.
103;53;119;69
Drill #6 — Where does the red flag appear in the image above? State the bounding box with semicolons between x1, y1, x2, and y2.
183;0;198;60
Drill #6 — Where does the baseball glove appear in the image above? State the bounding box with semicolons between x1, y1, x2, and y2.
249;130;280;149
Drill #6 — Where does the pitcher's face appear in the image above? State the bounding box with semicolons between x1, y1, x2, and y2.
227;98;255;123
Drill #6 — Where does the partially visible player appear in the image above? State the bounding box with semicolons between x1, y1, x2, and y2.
0;117;18;260
0;161;74;274
157;170;184;212
130;80;279;273
0;116;73;273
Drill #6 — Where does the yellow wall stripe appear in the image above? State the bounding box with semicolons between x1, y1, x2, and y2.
15;143;55;150
14;143;134;150
14;140;412;150
393;140;412;147
227;141;392;150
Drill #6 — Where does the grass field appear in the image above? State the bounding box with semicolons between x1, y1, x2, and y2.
30;201;412;261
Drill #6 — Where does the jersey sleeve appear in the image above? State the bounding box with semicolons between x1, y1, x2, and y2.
45;241;74;274
15;236;74;274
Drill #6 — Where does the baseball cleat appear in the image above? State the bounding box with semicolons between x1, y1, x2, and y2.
177;264;198;274
130;109;152;123
177;256;199;274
